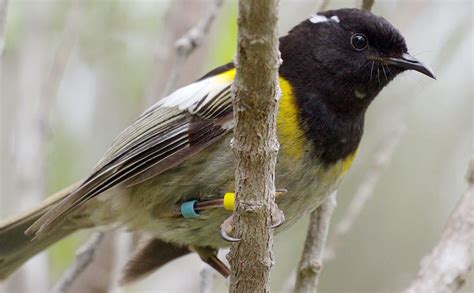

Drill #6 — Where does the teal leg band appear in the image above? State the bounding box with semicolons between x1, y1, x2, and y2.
181;200;200;219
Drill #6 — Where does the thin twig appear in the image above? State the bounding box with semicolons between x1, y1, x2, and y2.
294;192;337;293
142;2;182;106
53;232;106;293
324;126;405;261
161;0;224;96
361;0;375;11
39;0;82;135
404;160;474;293
0;0;9;176
0;0;8;57
199;266;215;293
317;0;330;11
108;231;134;293
292;4;378;288
0;2;9;292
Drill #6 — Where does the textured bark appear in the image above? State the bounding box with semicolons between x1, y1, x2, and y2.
404;160;474;293
228;0;281;292
294;193;337;293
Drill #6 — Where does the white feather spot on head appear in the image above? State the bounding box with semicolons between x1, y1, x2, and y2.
309;14;329;24
309;14;340;24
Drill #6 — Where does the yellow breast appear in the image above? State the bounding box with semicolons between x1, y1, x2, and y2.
217;69;356;174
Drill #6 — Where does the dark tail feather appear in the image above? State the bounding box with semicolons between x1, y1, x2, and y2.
120;237;191;284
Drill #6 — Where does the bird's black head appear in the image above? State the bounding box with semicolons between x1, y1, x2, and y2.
280;8;435;115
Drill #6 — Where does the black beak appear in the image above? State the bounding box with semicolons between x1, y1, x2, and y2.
388;53;436;79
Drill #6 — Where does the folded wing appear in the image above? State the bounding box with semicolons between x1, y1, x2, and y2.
27;68;236;237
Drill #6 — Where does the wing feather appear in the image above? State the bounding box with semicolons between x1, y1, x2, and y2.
28;70;235;237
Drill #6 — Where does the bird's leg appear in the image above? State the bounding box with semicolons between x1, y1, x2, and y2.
275;188;288;199
220;188;287;242
158;188;288;220
191;246;230;278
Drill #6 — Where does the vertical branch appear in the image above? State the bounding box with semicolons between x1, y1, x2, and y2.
143;0;216;106
403;160;474;293
292;1;376;291
161;0;224;96
294;192;337;293
324;126;404;261
0;3;9;293
0;0;9;209
0;0;7;58
228;0;281;292
39;0;82;131
361;0;375;11
199;266;215;293
317;0;330;11
108;231;133;293
0;0;10;225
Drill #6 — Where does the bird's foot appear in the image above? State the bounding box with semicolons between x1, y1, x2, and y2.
270;207;285;229
220;214;240;242
220;197;286;242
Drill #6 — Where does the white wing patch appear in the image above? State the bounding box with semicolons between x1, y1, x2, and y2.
157;76;232;113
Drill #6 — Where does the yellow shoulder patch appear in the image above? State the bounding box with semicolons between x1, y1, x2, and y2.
216;68;236;82
215;69;306;160
277;77;306;160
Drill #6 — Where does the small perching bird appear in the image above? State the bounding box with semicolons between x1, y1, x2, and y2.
0;8;434;283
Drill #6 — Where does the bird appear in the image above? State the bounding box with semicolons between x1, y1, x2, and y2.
0;8;435;284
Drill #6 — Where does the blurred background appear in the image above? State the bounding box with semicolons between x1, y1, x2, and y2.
0;0;472;292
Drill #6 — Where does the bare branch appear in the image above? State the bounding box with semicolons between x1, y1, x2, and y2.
317;0;330;11
0;0;8;57
324;126;405;260
39;0;82;135
0;0;9;177
161;0;224;96
361;0;375;11
53;232;106;293
199;266;215;293
294;192;337;293
228;0;281;292
403;160;474;293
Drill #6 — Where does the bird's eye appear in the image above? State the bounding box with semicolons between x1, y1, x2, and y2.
351;33;368;50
